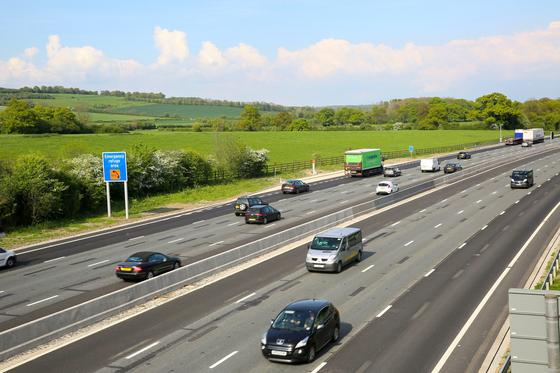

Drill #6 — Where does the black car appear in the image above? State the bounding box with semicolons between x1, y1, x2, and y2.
444;163;463;174
115;251;181;281
234;196;268;216
511;169;534;189
281;179;310;194
383;166;402;177
457;151;471;159
245;205;281;224
261;299;340;363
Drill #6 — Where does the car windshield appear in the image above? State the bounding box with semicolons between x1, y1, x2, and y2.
512;171;528;180
310;236;342;251
272;309;315;332
126;256;144;262
236;198;248;204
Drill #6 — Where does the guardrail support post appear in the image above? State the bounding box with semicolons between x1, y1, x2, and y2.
545;294;560;372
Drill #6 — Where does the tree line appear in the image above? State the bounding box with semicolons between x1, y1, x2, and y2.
0;138;268;229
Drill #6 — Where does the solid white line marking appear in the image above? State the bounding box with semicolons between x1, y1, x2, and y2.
441;199;448;203
476;183;480;187
461;189;466;193
125;341;160;360
361;264;375;273
339;200;349;204
128;236;144;241
310;362;327;373
491;191;497;195
434;223;442;228
424;269;435;277
210;351;238;369
193;220;206;224
235;292;256;304
432;200;560;373
404;240;414;247
457;210;464;215
458;242;467;249
537;184;542;188
88;260;109;267
515;200;520;204
209;241;224;247
527;191;532;195
391;221;401;227
500;211;505;215
44;256;66;263
227;222;239;226
27;295;59;307
376;305;392;318
167;238;184;244
481;225;488;231
419;209;426;213
476;199;482;204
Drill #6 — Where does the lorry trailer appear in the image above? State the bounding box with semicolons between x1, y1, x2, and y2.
344;149;383;177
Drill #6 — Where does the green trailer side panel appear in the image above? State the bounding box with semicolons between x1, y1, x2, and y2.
361;150;382;170
345;154;363;164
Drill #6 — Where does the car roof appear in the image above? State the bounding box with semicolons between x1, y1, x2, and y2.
285;179;301;183
285;299;330;312
127;251;157;260
513;169;532;172
345;148;380;154
315;227;360;238
378;180;392;185
248;204;268;209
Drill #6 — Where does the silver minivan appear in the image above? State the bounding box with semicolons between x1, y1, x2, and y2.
306;227;363;273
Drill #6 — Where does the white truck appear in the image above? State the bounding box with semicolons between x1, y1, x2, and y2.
420;157;440;172
523;128;544;144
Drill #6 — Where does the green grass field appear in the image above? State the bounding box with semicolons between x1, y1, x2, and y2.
0;130;510;164
88;112;157;122
29;94;149;109
112;103;243;119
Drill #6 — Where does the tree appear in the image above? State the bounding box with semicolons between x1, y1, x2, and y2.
0;98;44;133
370;105;388;124
237;104;262;131
315;108;335;127
272;111;293;130
474;93;524;130
287;118;311;131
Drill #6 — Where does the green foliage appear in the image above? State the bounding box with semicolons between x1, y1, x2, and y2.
474;92;525;130
522;98;560;130
214;134;269;178
315;108;336;126
272;111;294;130
237;105;262;131
287;118;311;131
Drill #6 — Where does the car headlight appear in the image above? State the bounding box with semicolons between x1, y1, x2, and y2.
523;179;527;182
295;336;309;349
261;332;267;345
511;178;515;182
328;254;337;262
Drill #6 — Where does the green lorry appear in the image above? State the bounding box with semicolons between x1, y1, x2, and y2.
344;148;383;177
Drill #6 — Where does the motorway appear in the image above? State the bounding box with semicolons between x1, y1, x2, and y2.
6;140;560;373
0;142;546;331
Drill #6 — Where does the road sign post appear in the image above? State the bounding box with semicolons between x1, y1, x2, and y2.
408;145;414;158
102;152;129;219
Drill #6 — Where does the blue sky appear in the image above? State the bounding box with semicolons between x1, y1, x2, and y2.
1;0;559;105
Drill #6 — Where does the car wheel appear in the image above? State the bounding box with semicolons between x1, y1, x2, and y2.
146;271;154;280
356;250;362;263
332;325;340;342
173;262;179;270
277;213;281;221
282;191;286;194
263;217;268;224
336;261;342;273
295;188;299;194
5;257;15;268
306;345;316;363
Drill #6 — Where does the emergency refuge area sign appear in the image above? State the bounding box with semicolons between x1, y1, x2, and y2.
102;152;127;182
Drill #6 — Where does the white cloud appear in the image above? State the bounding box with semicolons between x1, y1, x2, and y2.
23;47;38;58
1;21;559;103
198;41;227;68
153;26;188;66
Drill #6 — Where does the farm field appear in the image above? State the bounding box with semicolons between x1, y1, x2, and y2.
0;130;510;164
29;94;149;109
88;112;157;122
112;103;243;118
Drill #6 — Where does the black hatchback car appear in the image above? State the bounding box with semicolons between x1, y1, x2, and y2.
281;179;310;194
262;299;340;363
457;151;471;159
444;163;463;174
234;196;268;216
115;251;181;281
245;205;281;224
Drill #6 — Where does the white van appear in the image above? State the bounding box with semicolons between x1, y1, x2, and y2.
306;227;362;273
420;158;440;172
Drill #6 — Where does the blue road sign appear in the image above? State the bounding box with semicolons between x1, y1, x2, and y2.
102;152;128;182
408;145;414;153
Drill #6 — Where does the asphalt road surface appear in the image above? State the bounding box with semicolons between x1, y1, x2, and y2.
8;141;560;373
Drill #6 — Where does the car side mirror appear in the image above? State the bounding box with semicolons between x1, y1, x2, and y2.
270;319;274;324
316;324;324;330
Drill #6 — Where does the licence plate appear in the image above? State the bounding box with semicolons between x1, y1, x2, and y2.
314;264;325;268
271;350;287;356
249;218;256;221
120;267;132;272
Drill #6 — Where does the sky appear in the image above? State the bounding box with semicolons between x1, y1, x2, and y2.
1;0;559;105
